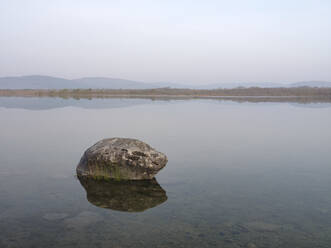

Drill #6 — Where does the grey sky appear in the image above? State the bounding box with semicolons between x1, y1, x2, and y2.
0;0;330;85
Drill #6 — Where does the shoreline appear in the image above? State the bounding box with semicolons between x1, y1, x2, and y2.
0;88;331;103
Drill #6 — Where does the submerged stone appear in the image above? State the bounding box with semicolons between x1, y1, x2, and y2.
78;176;167;212
64;211;102;229
76;138;168;180
43;213;68;221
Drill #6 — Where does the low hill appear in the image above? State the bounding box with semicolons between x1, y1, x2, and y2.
0;75;330;89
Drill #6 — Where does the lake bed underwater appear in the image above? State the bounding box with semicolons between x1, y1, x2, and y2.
0;97;331;248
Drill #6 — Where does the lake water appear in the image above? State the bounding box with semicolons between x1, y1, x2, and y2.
0;97;331;248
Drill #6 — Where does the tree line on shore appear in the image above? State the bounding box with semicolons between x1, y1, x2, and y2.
0;87;331;98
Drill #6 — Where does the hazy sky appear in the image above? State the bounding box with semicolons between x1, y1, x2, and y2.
0;0;330;85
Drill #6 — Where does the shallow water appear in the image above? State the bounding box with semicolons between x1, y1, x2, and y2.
0;97;331;248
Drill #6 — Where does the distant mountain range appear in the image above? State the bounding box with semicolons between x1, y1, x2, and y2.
0;75;330;89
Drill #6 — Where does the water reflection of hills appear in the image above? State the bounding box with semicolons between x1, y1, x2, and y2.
78;176;167;212
0;97;161;110
0;96;330;110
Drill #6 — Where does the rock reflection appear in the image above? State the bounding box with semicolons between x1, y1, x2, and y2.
78;176;167;212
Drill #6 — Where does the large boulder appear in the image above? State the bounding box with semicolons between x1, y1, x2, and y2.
78;176;167;212
76;138;167;180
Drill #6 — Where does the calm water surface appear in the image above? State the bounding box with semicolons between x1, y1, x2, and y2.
0;97;331;248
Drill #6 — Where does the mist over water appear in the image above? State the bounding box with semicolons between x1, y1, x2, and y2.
1;0;331;84
1;0;331;247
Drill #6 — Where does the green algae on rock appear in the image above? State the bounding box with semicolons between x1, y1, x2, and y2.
76;138;168;180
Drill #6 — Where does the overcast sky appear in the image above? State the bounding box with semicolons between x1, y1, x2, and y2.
0;0;330;85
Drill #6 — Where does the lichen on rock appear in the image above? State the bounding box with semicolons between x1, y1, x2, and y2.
76;138;168;180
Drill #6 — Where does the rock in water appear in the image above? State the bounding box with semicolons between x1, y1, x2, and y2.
76;138;167;180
